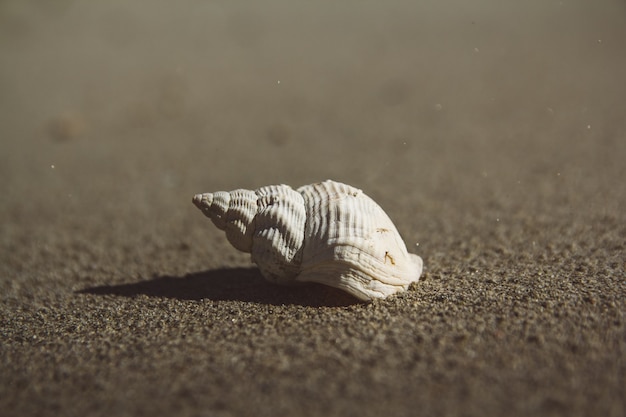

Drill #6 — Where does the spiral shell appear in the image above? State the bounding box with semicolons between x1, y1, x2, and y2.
192;180;423;301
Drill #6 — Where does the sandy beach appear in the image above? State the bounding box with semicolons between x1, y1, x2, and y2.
1;1;625;416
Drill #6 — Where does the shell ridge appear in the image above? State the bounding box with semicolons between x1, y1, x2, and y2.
250;184;307;284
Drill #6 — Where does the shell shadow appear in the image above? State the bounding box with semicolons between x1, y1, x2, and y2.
77;267;361;307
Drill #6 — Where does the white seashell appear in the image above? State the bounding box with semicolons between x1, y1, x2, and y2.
192;180;423;301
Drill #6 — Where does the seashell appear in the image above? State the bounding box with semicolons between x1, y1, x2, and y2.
192;180;423;301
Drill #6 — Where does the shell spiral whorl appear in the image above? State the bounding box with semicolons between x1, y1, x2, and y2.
192;180;423;301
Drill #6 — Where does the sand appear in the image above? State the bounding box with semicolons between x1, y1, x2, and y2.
1;1;625;416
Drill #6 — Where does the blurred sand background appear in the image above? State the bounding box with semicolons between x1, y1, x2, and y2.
1;0;625;416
